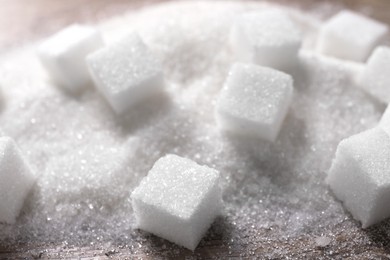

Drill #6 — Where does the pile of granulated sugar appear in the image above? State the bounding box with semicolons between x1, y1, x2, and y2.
0;1;389;258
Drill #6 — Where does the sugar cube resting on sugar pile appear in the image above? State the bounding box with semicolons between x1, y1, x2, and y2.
131;154;222;251
317;10;388;62
37;24;104;93
380;105;390;134
0;137;36;224
87;32;164;114
359;46;390;104
230;10;302;72
215;63;293;142
327;127;390;228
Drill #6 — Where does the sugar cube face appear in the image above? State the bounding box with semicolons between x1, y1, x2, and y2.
380;104;390;134
0;137;36;224
87;33;164;114
327;127;390;228
317;11;388;62
359;46;390;103
215;63;293;142
131;154;222;251
38;24;104;93
230;10;302;71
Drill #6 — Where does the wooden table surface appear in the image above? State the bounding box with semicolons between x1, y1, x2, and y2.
1;0;390;259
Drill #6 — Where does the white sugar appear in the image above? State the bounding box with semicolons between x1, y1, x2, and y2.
87;32;164;114
216;63;293;142
380;105;390;135
327;127;390;228
230;9;302;71
315;236;331;247
359;46;390;103
0;137;36;224
317;10;388;61
132;154;221;250
0;1;387;258
38;24;104;94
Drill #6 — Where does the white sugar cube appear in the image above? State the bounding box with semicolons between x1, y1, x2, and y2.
0;137;36;224
317;11;388;62
379;104;390;134
215;63;293;142
87;33;164;114
327;127;390;228
38;24;104;93
131;154;222;251
359;46;390;103
230;10;302;71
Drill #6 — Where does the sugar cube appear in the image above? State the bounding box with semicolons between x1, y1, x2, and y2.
317;11;388;62
38;24;104;93
379;104;390;135
0;137;36;224
327;127;390;228
230;10;302;71
215;63;293;142
87;33;164;114
359;46;390;103
131;154;222;251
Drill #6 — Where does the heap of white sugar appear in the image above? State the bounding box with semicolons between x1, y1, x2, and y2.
0;1;388;258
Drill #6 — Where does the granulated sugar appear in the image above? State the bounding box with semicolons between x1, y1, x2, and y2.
0;1;388;258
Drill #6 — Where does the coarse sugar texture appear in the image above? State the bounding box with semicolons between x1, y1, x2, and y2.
230;9;302;71
0;1;388;258
131;154;221;250
87;32;164;114
0;137;36;224
359;46;390;104
215;63;293;142
327;127;390;228
317;10;388;62
37;24;104;94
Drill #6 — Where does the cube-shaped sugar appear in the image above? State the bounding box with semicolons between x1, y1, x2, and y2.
230;10;302;71
317;11;388;62
215;63;293;142
359;46;390;103
38;24;104;93
131;154;222;251
87;33;164;114
380;105;390;135
327;127;390;228
0;137;36;224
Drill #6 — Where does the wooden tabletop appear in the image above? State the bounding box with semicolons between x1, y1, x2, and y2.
1;0;390;259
